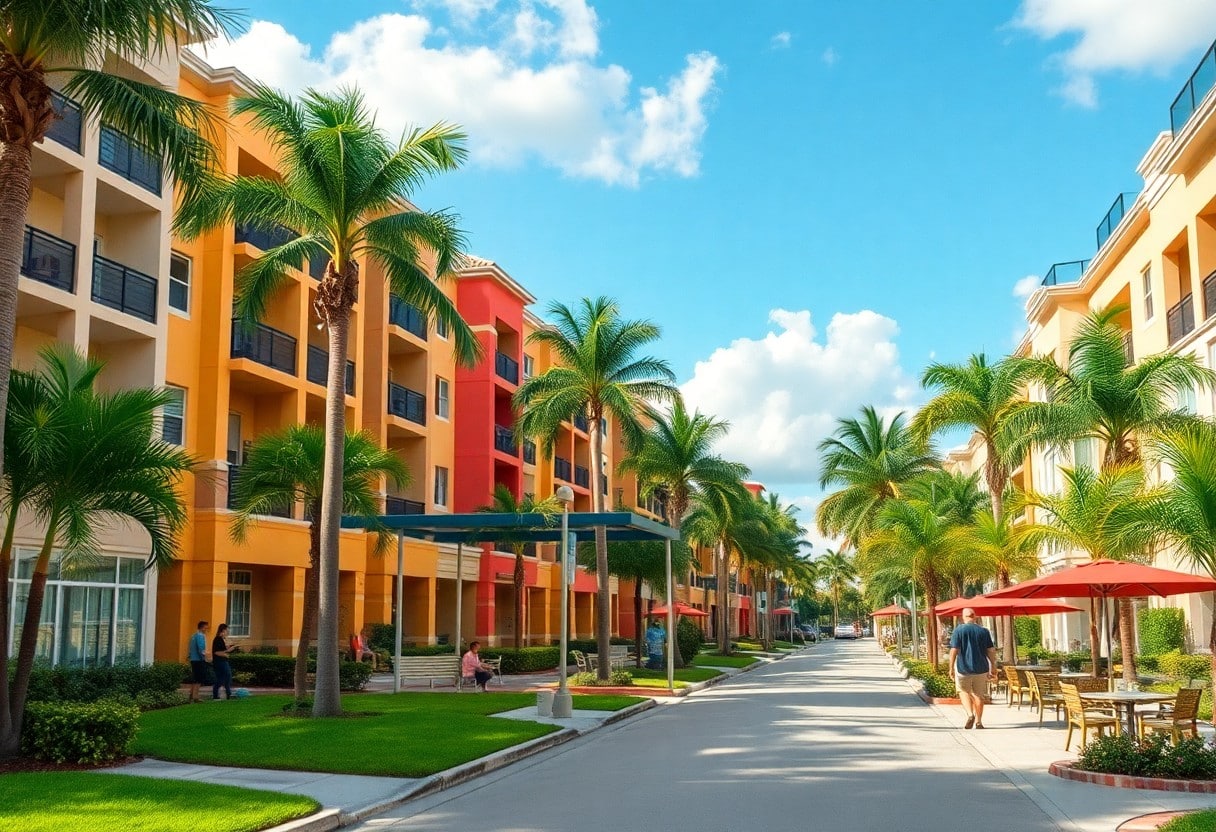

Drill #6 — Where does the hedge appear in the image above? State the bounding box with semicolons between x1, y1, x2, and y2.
21;700;140;764
478;646;561;674
226;654;373;690
1014;617;1041;648
677;617;704;667
1139;608;1187;657
1156;649;1212;681
20;662;187;704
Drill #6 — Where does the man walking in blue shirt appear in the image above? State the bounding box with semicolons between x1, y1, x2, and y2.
187;620;209;703
948;608;996;729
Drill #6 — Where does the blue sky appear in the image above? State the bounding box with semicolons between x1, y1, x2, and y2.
200;1;1216;545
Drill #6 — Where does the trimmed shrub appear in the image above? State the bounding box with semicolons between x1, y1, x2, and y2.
478;647;561;674
922;674;957;698
21;700;140;764
1078;733;1216;780
1137;654;1160;673
1139;608;1187;657
677;617;704;668
570;669;633;687
1014;617;1042;648
339;661;373;691
367;623;396;652
20;662;187;704
226;654;379;689
1157;650;1212;681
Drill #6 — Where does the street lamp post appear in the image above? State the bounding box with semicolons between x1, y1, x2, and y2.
553;485;575;719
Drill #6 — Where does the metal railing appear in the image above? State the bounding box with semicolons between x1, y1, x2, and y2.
21;226;75;292
1095;192;1139;249
47;90;82;152
495;351;519;384
231;319;297;374
600;473;608;494
574;465;590;488
1203;270;1216;321
1122;331;1135;367
305;344;355;394
523;439;536;464
235;222;297;252
388;295;427;339
1167;294;1196;345
92;254;156;322
494;424;517;455
554;456;572;482
573;414;589;432
387;381;426;424
1041;260;1090;288
1170;38;1216;135
227;466;292;517
385;496;425;515
98;125;161;194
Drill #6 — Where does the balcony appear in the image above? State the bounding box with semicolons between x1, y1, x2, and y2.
574;465;590;489
1041;260;1089;288
92;254;156;322
1203;270;1216;320
46;90;82;153
21;226;75;293
574;414;589;433
554;456;572;482
231;320;297;375
235;222;297;253
387;381;426;425
305;344;355;395
495;351;519;384
494;424;517;455
227;466;292;517
1122;331;1135;367
98;125;161;195
523;439;536;465
1170;38;1216;135
388;295;427;339
600;473;608;495
1095;192;1138;250
1167;294;1196;345
386;496;425;515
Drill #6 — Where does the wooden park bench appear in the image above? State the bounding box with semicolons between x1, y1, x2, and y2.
396;655;461;688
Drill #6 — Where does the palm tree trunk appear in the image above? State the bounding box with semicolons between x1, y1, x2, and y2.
986;455;1018;665
2;516;57;758
998;569;1015;665
1089;597;1101;676
513;550;525;651
925;576;940;670
670;519;685;670
313;309;351;717
1209;592;1216;685
0;506;20;756
0;140;31;509
718;543;730;655
295;507;322;701
634;579;643;668
1117;597;1137;684
590;415;610;680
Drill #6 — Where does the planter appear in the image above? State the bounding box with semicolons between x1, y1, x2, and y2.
1116;811;1202;831
1050;761;1216;793
915;688;962;705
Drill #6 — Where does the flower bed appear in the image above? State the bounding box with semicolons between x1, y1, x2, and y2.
1052;734;1216;791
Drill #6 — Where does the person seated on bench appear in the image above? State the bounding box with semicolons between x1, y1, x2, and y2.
462;641;495;691
349;628;375;665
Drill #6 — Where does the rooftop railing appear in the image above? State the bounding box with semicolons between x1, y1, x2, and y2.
1041;260;1090;288
1095;192;1139;250
1170;39;1216;135
92;254;156;322
21;226;75;293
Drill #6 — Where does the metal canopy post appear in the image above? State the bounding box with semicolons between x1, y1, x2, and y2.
455;542;464;657
394;530;404;694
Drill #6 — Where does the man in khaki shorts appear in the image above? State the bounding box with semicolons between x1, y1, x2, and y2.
948;608;997;729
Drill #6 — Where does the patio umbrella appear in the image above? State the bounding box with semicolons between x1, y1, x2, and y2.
771;607;796;615
934;596;1083;617
648;602;709;618
871;604;910;617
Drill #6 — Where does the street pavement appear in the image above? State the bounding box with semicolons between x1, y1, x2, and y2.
354;640;1062;832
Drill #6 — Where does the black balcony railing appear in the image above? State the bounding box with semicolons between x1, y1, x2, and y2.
235;222;297;252
98;125;161;194
523;439;536;465
554;456;572;482
573;414;589;432
306;344;355;394
231;319;297;374
387;381;426;424
228;466;292;517
386;496;425;515
1170;38;1216;135
1041;260;1090;288
388;295;427;339
47;90;82;152
1122;331;1135;367
494;424;517;455
495;351;519;384
21;226;75;292
1095;192;1138;249
92;254;156;322
574;465;590;489
600;473;608;494
1203;270;1216;321
1167;294;1196;345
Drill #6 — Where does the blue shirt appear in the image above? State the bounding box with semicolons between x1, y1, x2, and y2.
188;631;207;662
949;622;993;676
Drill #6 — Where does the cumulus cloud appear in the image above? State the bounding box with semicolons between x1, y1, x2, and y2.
1013;0;1216;107
192;2;720;187
821;47;838;67
770;31;792;50
1013;274;1041;299
680;309;920;487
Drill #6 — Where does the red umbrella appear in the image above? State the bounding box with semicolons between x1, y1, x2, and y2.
648;602;709;618
871;604;911;617
771;607;796;616
934;595;1083;617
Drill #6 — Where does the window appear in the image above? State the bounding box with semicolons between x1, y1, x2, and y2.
435;314;448;339
434;466;449;508
162;386;185;446
1177;384;1197;414
1210;342;1216;412
1041;447;1061;494
226;570;252;637
435;377;450;419
523;355;535;380
1142;266;1154;321
169;252;191;314
1073;438;1097;470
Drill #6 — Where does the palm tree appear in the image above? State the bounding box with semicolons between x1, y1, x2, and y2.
683;479;757;655
476;486;562;650
817;549;857;630
0;1;238;510
1014;305;1215;682
514;297;678;679
176;87;480;716
618;398;749;664
816;406;936;544
748;491;808;649
969;511;1045;662
229;425;408;701
0;346;193;758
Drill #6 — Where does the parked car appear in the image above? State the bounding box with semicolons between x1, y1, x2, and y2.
834;623;857;640
800;625;818;642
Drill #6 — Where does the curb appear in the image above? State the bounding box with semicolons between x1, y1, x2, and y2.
1117;810;1202;830
1049;760;1216;793
267;808;342;832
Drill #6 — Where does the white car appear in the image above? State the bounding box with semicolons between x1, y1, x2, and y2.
834;623;857;639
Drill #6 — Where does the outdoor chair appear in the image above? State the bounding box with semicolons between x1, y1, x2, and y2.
484;655;504;686
1069;676;1118;717
572;650;589;674
1060;683;1120;751
1139;687;1202;744
1026;672;1063;725
991;666;1008;700
1004;666;1028;708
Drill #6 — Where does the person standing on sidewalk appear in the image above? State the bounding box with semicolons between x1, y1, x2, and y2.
187;620;209;703
948;608;997;729
211;623;234;700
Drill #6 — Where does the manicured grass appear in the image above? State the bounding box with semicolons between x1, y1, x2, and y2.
0;772;318;832
631;666;722;683
1160;809;1216;832
570;694;647;711
693;653;760;669
134;693;558;777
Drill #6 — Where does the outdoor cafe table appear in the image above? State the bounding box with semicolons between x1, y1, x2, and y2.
1058;672;1092;680
1079;690;1175;739
1011;665;1052;672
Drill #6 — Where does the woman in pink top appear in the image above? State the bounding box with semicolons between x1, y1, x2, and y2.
462;641;494;691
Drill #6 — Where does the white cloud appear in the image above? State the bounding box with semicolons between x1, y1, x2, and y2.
1013;0;1216;107
770;31;791;50
821;47;838;67
1013;274;1041;299
192;3;720;187
680;309;920;487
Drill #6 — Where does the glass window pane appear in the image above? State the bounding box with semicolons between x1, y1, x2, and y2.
119;558;145;584
60;557;117;583
115;588;143;663
11;581;56;662
59;585;113;668
15;548;60;581
226;588;251;637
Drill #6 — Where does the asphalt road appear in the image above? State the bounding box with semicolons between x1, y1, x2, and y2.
356;640;1061;832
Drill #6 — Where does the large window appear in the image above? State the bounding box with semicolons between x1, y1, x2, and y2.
226;570;252;637
435;377;450;419
169;252;191;314
435;312;448;339
1142;266;1154;322
523;355;535;380
434;466;449;508
163;385;185;446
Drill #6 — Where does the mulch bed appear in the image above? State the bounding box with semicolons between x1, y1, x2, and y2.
0;755;139;774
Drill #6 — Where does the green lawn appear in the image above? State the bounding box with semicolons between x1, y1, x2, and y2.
570;694;648;710
134;693;560;777
630;666;722;683
693;653;760;669
1161;810;1216;832
0;772;318;832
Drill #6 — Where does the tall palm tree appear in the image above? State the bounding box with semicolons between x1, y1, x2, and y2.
818;548;857;631
230;425;408;701
514;297;678;679
683;479;757;655
0;346;193;758
476;486;562;650
0;1;239;508
176;87;480;716
618;398;749;664
816;406;936;544
1014;305;1215;682
969;510;1045;662
747;491;808;649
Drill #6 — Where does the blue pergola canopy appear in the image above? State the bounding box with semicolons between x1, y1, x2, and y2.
340;510;678;544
